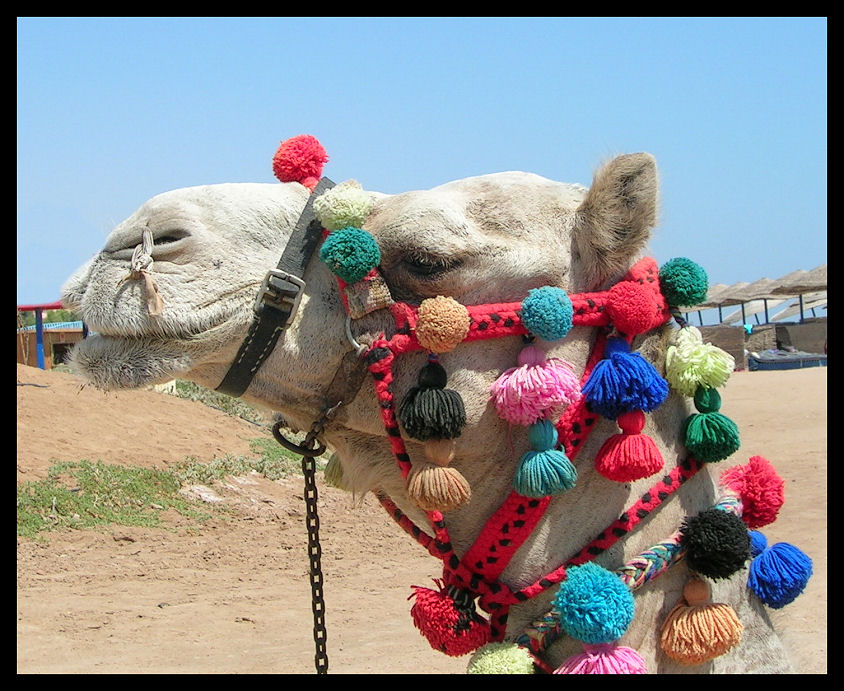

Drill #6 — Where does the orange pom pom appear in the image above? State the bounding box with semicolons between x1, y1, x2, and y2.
415;296;471;353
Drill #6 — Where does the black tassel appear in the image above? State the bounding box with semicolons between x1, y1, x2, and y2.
399;358;466;441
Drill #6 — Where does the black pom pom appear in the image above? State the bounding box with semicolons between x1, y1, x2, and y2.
398;386;466;440
418;361;448;389
680;508;751;580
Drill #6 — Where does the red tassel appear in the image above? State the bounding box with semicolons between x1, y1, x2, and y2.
409;581;491;656
594;410;664;482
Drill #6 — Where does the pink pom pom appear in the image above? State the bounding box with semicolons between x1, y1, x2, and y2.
272;134;328;191
554;643;647;674
720;455;786;529
490;345;581;426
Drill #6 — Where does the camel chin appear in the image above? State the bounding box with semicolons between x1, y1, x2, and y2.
67;333;196;390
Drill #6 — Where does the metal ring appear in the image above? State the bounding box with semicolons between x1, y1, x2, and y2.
345;315;364;352
272;422;327;458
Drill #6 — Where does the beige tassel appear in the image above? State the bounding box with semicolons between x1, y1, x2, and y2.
660;576;743;665
407;462;471;512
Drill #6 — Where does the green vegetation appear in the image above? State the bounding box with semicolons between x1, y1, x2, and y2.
17;371;331;539
17;309;80;327
170;379;273;426
17;460;211;538
16;439;321;539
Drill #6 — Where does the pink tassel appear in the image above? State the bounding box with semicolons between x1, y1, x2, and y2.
594;410;664;482
490;345;581;426
554;643;647;674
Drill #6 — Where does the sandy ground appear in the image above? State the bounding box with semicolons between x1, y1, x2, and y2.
16;363;827;674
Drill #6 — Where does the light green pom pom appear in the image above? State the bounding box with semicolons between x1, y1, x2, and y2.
665;326;735;397
467;642;535;674
314;179;374;231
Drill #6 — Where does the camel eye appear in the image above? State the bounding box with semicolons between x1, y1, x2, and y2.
153;229;189;246
402;252;461;279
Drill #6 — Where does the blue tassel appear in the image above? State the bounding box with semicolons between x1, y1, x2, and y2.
747;530;813;609
513;420;577;497
582;338;669;419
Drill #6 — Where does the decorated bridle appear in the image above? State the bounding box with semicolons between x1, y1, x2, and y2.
212;136;812;674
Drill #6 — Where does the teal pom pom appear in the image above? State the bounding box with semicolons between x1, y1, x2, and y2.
659;258;708;307
520;287;574;341
319;227;381;283
552;563;635;644
513;420;577;497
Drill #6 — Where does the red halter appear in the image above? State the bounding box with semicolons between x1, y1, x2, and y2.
346;257;702;656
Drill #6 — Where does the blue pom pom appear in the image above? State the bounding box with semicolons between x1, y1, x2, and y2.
552;563;634;644
749;530;768;558
319;227;381;283
748;541;813;609
520;287;574;341
581;338;669;419
513;421;577;497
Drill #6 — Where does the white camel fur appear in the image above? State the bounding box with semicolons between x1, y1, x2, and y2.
61;151;795;673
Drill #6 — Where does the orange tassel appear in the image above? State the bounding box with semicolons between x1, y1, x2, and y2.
407;461;471;512
660;576;743;665
594;410;664;482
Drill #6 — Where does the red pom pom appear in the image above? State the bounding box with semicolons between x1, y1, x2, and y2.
272;134;328;191
720;455;785;529
594;410;664;482
409;582;491;656
607;281;660;336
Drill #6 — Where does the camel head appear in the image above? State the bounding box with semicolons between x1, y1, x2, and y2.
62;136;799;673
62;140;661;507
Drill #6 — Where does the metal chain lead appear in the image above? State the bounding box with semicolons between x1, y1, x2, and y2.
302;451;329;674
270;349;370;674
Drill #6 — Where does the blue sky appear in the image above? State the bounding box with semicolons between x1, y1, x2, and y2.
17;17;827;314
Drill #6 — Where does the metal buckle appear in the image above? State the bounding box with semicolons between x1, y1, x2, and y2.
254;269;306;325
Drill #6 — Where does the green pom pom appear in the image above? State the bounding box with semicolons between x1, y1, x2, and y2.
659;258;708;307
684;387;741;462
313;180;373;231
320;227;381;283
665;326;734;396
467;642;536;674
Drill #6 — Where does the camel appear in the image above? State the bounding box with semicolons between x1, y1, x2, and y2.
60;136;809;674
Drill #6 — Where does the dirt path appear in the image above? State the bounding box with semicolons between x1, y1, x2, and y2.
16;363;827;674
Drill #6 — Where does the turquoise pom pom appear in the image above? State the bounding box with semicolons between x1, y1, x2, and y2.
552;563;635;644
520;287;574;341
513;420;577;497
319;227;381;283
659;258;708;307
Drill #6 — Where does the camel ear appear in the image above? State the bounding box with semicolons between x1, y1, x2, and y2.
572;153;658;289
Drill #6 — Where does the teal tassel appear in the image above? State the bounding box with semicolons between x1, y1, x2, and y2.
683;387;740;462
513;420;577;497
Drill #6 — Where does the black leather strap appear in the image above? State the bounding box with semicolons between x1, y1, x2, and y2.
216;177;335;397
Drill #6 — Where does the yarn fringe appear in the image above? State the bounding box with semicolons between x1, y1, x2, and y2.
407;462;471;512
659;577;743;665
554;643;647;674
